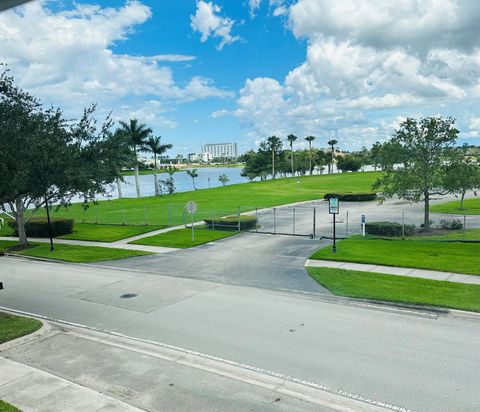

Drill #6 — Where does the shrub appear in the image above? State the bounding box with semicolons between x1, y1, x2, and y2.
324;192;377;202
10;218;74;238
204;215;257;231
440;219;463;230
365;221;415;237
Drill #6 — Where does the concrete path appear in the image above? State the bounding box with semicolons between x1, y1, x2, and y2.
305;259;480;285
0;319;385;412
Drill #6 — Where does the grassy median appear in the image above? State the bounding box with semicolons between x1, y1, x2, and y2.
0;312;42;344
59;223;166;242
307;267;480;312
130;227;237;248
310;237;480;275
431;198;480;215
0;241;152;263
0;400;22;412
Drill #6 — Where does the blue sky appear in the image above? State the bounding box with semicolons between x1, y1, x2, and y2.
1;0;480;155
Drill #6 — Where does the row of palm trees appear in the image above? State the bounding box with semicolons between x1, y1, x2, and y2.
116;119;173;198
266;134;338;178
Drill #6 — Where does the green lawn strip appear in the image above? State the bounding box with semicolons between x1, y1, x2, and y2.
0;312;42;344
59;223;166;242
410;229;480;241
310;237;480;275
0;240;18;251
130;228;237;248
26;172;380;226
1;241;151;263
0;400;22;412
307;267;480;312
431;198;480;215
0;219;15;237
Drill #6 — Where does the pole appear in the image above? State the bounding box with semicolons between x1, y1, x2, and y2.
332;214;337;253
402;212;405;239
143;205;148;225
255;208;258;233
313;208;316;239
45;196;54;252
191;212;194;241
273;208;276;234
293;208;296;235
121;206;125;225
346;210;349;238
237;207;241;232
463;215;466;240
95;204;99;224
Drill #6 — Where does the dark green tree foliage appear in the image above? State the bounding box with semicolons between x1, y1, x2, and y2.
336;155;363;172
0;69;127;245
444;146;480;209
373;117;459;230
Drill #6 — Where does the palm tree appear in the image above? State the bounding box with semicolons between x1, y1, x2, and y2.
305;135;316;175
145;136;172;196
117;119;152;198
327;139;338;174
187;168;198;190
287;134;298;176
266;136;282;179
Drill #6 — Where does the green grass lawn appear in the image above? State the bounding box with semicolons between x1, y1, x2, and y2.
431;198;480;215
307;267;480;312
0;400;22;412
0;312;42;344
130;227;238;248
0;241;152;263
410;228;480;241
59;223;166;242
26;172;380;226
310;237;480;275
0;220;15;236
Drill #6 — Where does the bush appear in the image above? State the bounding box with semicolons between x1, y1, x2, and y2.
324;192;377;202
365;221;415;237
10;218;74;238
440;219;463;230
204;215;257;231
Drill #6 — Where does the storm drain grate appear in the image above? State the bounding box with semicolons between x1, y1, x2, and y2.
120;293;137;299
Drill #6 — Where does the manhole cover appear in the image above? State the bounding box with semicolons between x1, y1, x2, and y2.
120;293;137;299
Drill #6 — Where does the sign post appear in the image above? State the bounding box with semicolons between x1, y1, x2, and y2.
361;214;366;237
328;197;339;253
185;201;198;241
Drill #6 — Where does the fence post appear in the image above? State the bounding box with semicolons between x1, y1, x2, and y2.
143;205;148;225
212;213;215;230
402;212;405;239
273;208;276;234
313;208;316;238
95;204;99;224
293;208;296;235
82;208;86;224
237;207;241;232
183;209;186;228
255;208;258;233
346;210;349;238
121;206;125;225
168;205;172;226
463;215;466;240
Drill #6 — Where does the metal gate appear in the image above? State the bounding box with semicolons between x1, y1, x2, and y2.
248;206;317;238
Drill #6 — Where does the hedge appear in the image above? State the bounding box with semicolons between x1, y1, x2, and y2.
10;218;74;238
365;221;415;237
324;192;377;202
204;215;257;231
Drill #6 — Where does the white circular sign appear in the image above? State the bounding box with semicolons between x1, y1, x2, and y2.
186;201;197;214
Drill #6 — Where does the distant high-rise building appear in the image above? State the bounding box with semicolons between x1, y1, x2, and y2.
202;143;237;158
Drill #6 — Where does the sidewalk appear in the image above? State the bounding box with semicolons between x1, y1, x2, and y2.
305;259;480;285
0;320;388;412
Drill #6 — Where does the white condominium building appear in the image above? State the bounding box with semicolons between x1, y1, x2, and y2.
202;143;237;158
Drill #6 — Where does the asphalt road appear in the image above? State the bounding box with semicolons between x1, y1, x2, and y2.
1;257;479;412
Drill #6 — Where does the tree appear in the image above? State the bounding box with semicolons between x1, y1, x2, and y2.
370;141;382;171
162;165;177;195
444;147;480;209
241;149;270;181
337;155;362;173
314;149;327;174
266;136;282;179
327;139;338;174
145;136;172;196
305;136;316;175
218;174;230;186
187;168;198;190
287;134;298;176
117;119;152;198
0;69;126;245
373;117;459;231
